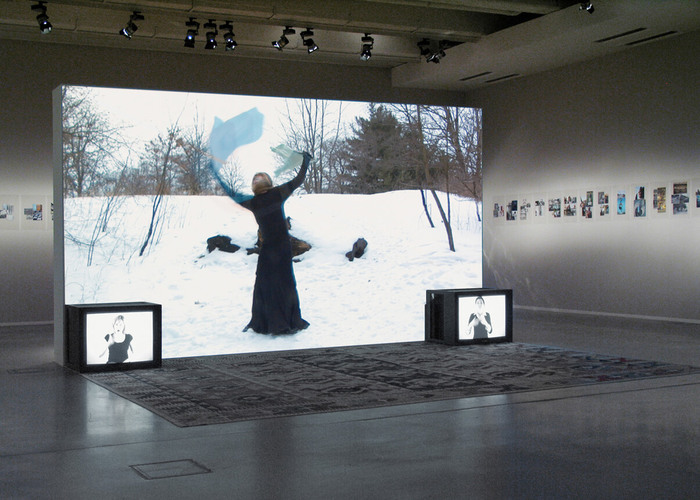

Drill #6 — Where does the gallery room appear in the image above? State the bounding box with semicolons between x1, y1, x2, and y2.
1;1;699;498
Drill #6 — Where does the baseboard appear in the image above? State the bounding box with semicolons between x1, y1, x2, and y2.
0;320;53;328
514;305;700;325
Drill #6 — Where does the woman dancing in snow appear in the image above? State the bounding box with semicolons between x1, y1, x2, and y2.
225;152;312;334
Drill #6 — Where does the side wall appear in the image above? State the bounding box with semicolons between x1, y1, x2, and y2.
468;30;700;322
0;40;465;331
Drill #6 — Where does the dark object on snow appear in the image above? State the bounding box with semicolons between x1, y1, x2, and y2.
207;235;240;253
346;238;368;261
246;217;311;258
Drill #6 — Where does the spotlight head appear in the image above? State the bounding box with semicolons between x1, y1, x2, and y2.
220;22;237;51
417;38;431;58
427;49;445;63
300;29;318;53
119;12;144;39
184;17;199;48
203;20;218;50
37;13;52;34
360;34;374;61
273;27;295;51
31;2;52;34
579;2;594;14
272;36;288;50
304;38;318;53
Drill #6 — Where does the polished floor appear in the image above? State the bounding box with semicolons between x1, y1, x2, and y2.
2;310;699;499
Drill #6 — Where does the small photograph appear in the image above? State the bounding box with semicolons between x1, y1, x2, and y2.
533;198;545;218
493;202;504;218
580;191;593;219
519;198;531;221
617;190;626;215
506;199;518;221
653;186;667;214
0;203;14;220
563;195;577;217
20;196;48;230
24;204;43;221
0;195;20;230
548;197;561;218
597;190;610;218
672;182;689;215
634;186;646;218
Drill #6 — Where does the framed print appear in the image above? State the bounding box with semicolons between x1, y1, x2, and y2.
579;190;594;221
672;181;689;215
532;194;546;223
615;188;628;218
19;195;49;230
651;183;668;216
632;185;647;218
491;197;506;223
562;194;578;221
505;196;518;222
519;195;533;222
0;194;20;231
596;188;611;220
547;195;562;222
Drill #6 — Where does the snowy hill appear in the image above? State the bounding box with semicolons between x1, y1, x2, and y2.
64;190;482;357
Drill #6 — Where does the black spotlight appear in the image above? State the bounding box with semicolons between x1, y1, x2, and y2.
31;2;52;34
579;2;594;14
204;20;218;50
417;38;431;59
272;26;295;51
220;21;237;51
184;17;199;48
300;28;318;54
119;11;144;39
428;42;447;64
360;34;374;61
418;38;446;63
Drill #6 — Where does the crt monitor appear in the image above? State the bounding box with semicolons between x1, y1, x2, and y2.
65;302;162;372
426;288;512;345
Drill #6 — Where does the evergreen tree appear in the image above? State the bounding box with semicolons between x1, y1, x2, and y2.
342;104;413;194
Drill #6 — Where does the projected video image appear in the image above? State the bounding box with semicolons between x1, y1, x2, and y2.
85;310;156;365
60;86;483;357
458;294;508;340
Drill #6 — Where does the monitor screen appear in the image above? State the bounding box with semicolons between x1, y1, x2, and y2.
65;302;162;372
458;293;508;341
425;288;512;345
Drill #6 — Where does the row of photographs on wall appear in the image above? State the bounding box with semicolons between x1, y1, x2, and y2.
0;195;52;231
490;181;700;223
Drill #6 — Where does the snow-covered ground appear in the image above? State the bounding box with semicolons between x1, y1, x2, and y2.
64;190;482;357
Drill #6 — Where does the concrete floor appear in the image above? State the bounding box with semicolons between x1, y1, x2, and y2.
2;309;699;499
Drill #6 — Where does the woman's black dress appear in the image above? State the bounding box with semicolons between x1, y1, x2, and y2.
239;159;310;334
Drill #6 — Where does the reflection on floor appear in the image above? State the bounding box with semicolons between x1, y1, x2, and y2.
2;309;699;499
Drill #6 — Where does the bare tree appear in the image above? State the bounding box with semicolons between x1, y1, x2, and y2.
173;115;215;195
61;86;128;197
138;125;183;256
280;99;347;193
420;106;483;221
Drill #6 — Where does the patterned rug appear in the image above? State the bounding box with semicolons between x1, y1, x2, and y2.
83;342;700;427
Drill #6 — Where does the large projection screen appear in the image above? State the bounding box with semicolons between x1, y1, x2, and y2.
59;86;482;357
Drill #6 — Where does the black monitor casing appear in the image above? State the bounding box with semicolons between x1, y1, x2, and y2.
425;288;513;345
65;302;162;372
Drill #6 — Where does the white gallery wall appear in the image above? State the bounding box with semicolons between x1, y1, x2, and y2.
0;39;464;328
467;30;700;322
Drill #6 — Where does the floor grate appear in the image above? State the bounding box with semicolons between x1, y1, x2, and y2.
130;459;212;480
